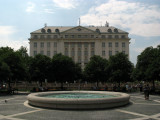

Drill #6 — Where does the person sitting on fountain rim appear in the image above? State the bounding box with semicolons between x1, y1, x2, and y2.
144;84;150;100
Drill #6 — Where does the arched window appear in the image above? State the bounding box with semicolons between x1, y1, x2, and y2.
114;28;118;33
55;29;59;33
47;29;52;33
108;28;112;33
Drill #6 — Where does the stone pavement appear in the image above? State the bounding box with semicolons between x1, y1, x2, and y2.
0;92;160;120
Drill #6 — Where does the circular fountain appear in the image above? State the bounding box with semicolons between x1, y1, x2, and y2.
27;91;130;110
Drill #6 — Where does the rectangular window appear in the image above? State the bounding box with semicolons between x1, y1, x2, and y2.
54;51;57;55
102;42;105;47
78;58;81;63
108;35;112;39
47;42;50;48
71;35;74;38
47;51;50;56
47;35;51;39
109;42;112;47
101;35;105;38
91;51;95;56
84;35;88;38
115;35;119;39
65;35;68;38
40;35;44;39
33;51;37;56
34;35;38;39
40;51;44;55
115;42;119;47
71;51;75;56
78;43;82;47
102;51;105;56
34;42;37;48
84;43;88;47
115;51;118;54
64;43;69;47
109;51;112;56
78;51;81;56
122;42;125;47
54;35;58;38
84;51;88;56
91;43;95;47
122;51;125;54
121;35;125;38
91;35;94;38
40;42;44;48
70;43;75;47
78;35;81;38
84;57;88;63
65;51;68;56
54;42;57;47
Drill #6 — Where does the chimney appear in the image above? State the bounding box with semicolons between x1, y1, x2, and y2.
105;21;109;27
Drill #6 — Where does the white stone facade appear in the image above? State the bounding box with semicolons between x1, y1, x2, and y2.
29;25;130;67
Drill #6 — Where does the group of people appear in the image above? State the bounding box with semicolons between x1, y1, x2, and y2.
126;83;150;100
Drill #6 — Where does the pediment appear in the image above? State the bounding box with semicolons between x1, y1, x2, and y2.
62;26;96;34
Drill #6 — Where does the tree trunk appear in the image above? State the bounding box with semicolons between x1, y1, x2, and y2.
118;81;121;91
96;80;99;88
152;79;155;92
40;80;43;87
61;82;63;90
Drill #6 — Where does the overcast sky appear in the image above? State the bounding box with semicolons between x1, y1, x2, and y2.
0;0;160;65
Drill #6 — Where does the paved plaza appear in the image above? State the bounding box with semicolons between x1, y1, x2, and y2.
0;92;160;120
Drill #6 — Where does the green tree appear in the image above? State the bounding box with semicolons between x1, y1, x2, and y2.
108;52;133;87
0;47;26;89
136;45;160;90
51;54;79;89
84;55;108;87
0;61;12;86
16;46;30;82
29;54;51;87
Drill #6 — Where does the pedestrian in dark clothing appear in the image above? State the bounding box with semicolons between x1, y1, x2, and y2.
139;84;143;92
144;84;150;100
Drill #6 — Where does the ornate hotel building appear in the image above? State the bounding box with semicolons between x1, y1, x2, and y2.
29;22;130;67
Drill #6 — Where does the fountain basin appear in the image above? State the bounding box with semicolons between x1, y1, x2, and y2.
27;91;130;110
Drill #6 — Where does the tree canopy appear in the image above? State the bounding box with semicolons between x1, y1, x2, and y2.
108;52;133;86
136;45;160;90
51;54;81;89
29;54;51;86
84;55;108;87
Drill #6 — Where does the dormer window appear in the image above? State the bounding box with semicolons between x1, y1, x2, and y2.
77;28;81;31
55;29;59;33
96;29;100;33
47;29;52;33
114;28;118;33
108;28;112;33
41;28;46;33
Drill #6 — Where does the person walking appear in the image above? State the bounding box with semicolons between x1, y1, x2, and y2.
144;84;150;100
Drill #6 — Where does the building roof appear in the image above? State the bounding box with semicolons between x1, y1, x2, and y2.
31;25;128;34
